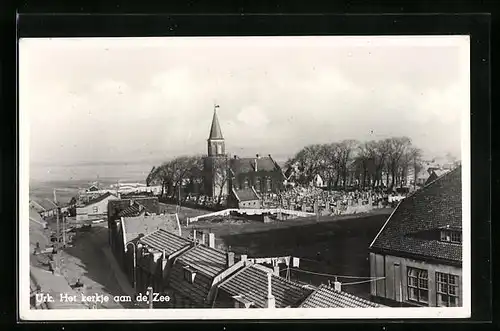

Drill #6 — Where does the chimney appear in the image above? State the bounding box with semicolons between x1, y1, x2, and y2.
201;232;206;245
234;155;237;159
273;265;280;276
334;279;342;292
266;272;275;308
192;229;197;243
256;154;260;159
254;159;258;172
241;254;248;264
227;251;235;267
208;232;215;248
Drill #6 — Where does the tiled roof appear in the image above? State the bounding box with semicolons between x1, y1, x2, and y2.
299;284;384;308
370;166;462;263
230;156;280;176
233;188;260;202
131;197;159;213
218;264;313;308
139;228;191;256
122;214;181;244
177;245;228;278
208;109;224;140
108;199;134;219
118;202;145;218
85;192;117;206
36;199;58;211
29;207;45;224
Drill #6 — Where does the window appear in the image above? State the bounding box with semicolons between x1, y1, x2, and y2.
440;230;462;243
407;267;429;304
183;266;196;284
436;272;459;307
93;206;98;213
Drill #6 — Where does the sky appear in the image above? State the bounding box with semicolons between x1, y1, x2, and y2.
20;36;469;173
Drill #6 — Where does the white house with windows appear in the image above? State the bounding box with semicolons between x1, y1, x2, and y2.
76;192;119;221
369;166;462;307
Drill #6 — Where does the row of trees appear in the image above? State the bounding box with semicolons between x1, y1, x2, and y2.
146;155;205;199
285;137;423;190
146;136;427;199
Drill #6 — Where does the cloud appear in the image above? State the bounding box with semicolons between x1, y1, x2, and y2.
22;37;467;167
236;106;270;128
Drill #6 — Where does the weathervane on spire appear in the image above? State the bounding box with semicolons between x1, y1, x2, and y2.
213;100;220;111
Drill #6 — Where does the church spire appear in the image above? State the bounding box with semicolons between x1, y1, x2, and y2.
208;104;224;140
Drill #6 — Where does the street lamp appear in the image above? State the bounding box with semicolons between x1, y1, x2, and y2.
126;241;139;291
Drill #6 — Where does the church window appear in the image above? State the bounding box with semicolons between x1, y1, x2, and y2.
216;144;222;155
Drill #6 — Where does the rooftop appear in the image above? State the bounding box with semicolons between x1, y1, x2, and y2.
370;166;462;264
218;264;313;308
299;284;385;308
122;214;181;244
139;228;191;257
230;155;281;176
208;108;224;140
232;187;260;202
177;244;228;278
84;192;117;206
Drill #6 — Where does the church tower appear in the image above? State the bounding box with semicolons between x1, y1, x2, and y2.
207;106;225;156
204;105;229;199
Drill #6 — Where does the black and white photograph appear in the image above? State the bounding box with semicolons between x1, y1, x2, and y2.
19;35;471;320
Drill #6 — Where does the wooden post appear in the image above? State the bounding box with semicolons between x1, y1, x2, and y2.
147;286;153;309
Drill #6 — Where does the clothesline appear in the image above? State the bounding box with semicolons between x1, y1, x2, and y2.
280;266;379;280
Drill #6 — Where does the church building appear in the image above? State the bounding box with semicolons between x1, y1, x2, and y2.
203;106;285;204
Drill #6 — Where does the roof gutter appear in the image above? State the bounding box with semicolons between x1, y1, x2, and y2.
368;199;403;249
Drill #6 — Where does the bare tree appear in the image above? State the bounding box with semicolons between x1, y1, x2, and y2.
212;157;230;206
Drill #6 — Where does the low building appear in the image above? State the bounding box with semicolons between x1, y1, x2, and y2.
214;263;313;308
30;199;58;218
299;284;385;308
107;197;160;258
228;187;261;209
369;166;462;307
76;192;119;221
167;231;244;308
132;229;194;298
118;214;181;278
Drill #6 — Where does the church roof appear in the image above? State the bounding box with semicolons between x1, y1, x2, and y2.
208;109;224;140
230;156;281;176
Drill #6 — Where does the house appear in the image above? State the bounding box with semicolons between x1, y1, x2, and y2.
312;174;325;188
30;199;58;218
130;229;194;303
166;230;244;308
117;214;181;276
76;192;119;221
29;206;47;229
29;199;46;214
214;263;313;308
107;196;160;258
369;166;462;307
299;284;385;308
228;187;262;209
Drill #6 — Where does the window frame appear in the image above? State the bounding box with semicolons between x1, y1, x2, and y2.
440;229;462;244
436;272;459;307
92;206;99;213
407;267;429;305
